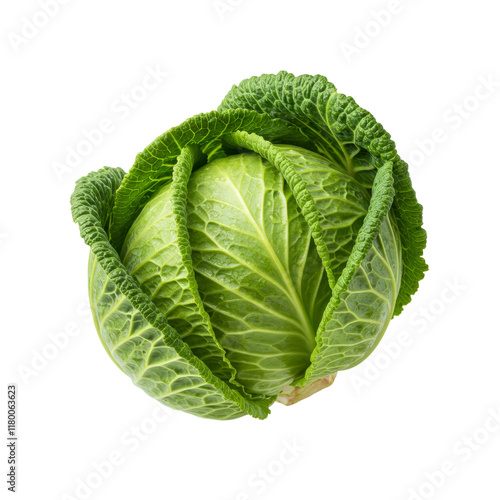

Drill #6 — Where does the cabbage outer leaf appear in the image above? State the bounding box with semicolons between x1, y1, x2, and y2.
72;164;274;420
219;71;426;316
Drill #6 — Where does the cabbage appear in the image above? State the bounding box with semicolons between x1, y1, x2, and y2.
71;72;427;420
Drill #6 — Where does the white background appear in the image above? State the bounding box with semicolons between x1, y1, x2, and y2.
2;1;500;499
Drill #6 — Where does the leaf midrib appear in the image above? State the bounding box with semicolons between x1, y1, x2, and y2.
214;162;317;351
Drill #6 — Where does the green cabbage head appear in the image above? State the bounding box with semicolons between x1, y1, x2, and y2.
71;72;427;420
